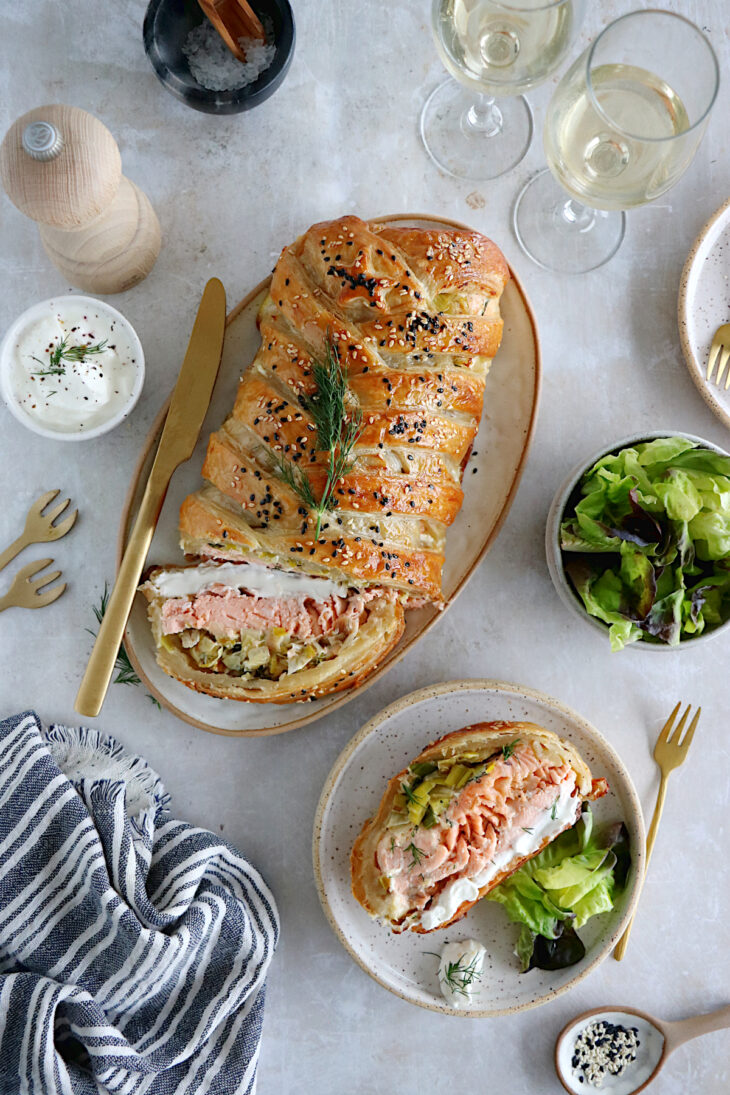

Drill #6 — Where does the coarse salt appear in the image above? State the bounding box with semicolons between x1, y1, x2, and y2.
182;18;276;92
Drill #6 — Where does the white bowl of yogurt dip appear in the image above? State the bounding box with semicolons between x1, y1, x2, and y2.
0;295;145;441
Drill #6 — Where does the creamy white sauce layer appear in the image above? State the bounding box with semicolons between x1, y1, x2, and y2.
9;304;139;432
438;938;486;1010
420;779;580;931
149;560;350;601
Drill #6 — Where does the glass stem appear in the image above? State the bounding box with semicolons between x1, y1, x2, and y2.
557;197;597;233
463;94;503;138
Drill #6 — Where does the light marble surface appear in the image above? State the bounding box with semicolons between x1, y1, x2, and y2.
1;1;729;1092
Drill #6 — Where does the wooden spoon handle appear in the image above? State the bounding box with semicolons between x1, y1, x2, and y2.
614;774;668;961
229;0;264;39
663;1004;730;1052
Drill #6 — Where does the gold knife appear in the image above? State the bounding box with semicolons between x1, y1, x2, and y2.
75;278;227;717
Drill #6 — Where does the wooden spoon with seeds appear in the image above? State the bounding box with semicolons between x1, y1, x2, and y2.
555;1003;730;1094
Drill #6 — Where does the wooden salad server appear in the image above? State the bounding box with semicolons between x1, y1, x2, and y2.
75;278;226;717
197;0;265;62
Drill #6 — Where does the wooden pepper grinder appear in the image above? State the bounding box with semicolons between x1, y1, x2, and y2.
0;104;161;294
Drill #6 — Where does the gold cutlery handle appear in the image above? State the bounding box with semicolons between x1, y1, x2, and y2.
75;475;166;717
0;534;27;573
614;773;669;961
75;278;225;717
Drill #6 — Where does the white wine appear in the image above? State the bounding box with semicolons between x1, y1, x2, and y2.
435;0;575;97
544;63;692;211
514;10;716;273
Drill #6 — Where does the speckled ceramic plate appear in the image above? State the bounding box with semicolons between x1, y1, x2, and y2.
119;216;540;736
313;680;645;1016
678;196;730;430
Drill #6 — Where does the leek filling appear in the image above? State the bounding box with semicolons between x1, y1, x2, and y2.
162;625;348;681
387;753;499;833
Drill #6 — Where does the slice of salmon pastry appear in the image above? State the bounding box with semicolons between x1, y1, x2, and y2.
140;560;404;703
351;720;608;933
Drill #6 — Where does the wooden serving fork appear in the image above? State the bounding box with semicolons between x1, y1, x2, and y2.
614;702;701;960
0;558;66;612
0;490;77;573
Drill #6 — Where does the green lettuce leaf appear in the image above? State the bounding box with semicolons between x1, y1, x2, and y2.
689;511;730;560
559;437;730;647
636;436;697;467
654;469;703;521
619;544;656;617
644;587;684;646
564;561;643;650
488;806;631;973
515;925;537;973
549;855;616;910
572;877;615;929
532;848;610;891
487;879;563;938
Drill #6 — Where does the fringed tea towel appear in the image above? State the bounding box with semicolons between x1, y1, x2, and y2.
0;712;279;1095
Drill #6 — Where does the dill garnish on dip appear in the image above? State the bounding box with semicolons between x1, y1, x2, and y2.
432;939;486;1009
0;295;144;439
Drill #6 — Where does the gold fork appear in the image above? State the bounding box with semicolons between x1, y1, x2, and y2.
706;324;730;388
614;702;701;960
0;558;66;612
0;490;77;573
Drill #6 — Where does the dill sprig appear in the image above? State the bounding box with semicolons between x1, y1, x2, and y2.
271;453;318;509
274;335;363;540
439;952;483;998
501;739;521;760
31;335;108;377
88;584;160;706
405;842;426;869
400;781;422;806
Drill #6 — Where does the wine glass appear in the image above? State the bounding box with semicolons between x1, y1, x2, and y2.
513;9;720;273
421;0;584;181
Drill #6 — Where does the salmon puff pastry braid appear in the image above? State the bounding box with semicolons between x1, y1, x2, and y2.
351;722;608;932
142;216;510;702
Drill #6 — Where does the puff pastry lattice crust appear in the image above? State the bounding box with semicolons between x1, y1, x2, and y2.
180;215;510;604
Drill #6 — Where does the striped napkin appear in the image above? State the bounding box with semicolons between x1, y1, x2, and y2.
0;712;279;1095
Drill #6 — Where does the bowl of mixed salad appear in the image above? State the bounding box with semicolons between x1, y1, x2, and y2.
546;432;730;651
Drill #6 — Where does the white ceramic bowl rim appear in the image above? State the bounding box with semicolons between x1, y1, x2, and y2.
546;430;730;652
0;294;145;442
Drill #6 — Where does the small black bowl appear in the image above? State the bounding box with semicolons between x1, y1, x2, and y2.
143;0;295;115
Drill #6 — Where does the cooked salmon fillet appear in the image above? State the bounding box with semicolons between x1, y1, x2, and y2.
351;721;608;932
160;586;377;641
141;562;407;703
378;743;575;918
